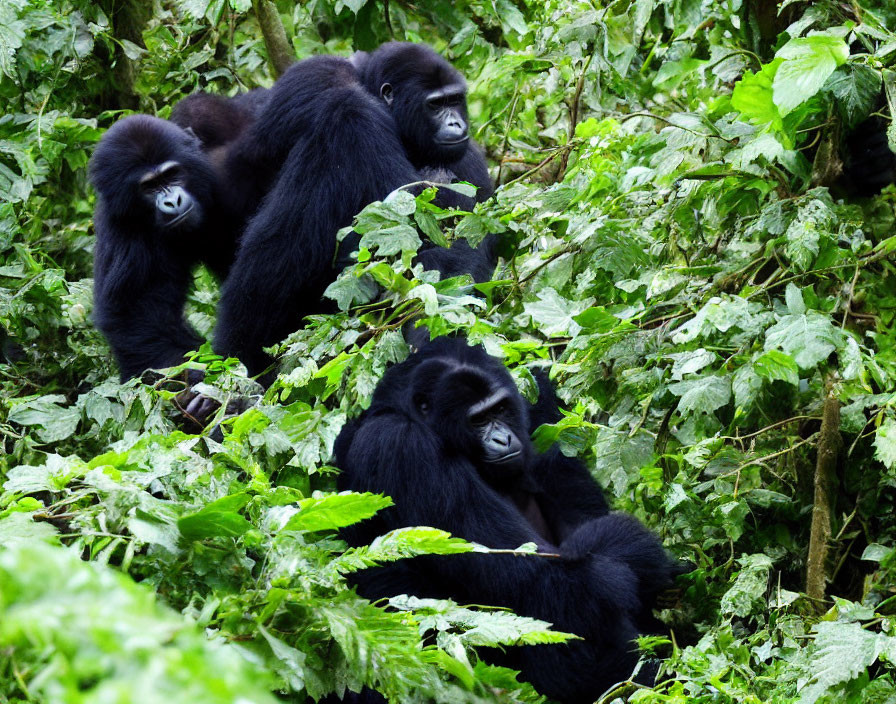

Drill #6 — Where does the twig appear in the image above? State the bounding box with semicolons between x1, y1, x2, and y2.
557;49;595;180
720;415;821;442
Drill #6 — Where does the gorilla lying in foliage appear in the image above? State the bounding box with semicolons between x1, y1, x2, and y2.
89;115;241;381
335;338;684;703
214;43;495;379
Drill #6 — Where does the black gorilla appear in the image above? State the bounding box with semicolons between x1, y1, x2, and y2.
171;89;271;152
842;114;895;195
335;338;684;704
90;115;242;381
214;43;495;378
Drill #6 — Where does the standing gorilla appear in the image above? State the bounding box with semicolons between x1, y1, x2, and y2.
91;87;271;382
335;338;685;704
214;43;494;379
89;116;240;381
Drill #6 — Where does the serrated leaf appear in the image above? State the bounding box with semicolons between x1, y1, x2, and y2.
668;375;732;415
754;349;799;386
798;622;887;704
773;35;849;115
731;59;782;126
827;63;882;128
8;395;80;443
358;224;421;257
764;312;841;370
733;364;763;410
720;553;773;617
0;9;25;80
283;492;392;533
524;288;594;338
874;418;896;470
178;493;253;541
334;527;473;574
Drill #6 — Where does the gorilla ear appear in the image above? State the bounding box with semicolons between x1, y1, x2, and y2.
380;83;394;106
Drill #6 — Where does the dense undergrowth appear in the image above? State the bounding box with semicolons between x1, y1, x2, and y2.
3;0;896;702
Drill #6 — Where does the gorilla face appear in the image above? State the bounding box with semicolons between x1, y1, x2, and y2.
368;43;472;165
406;356;531;484
139;160;204;231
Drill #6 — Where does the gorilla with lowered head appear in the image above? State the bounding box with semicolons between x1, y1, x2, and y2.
89;115;241;381
335;338;685;704
214;43;495;379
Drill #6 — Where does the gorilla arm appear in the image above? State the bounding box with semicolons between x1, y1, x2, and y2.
92;214;201;381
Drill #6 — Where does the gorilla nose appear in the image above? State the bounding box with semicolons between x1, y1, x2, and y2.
492;431;511;447
161;190;183;213
438;116;468;145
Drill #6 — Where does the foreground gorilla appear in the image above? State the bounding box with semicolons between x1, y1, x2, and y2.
214;43;495;378
90;116;239;381
335;338;684;703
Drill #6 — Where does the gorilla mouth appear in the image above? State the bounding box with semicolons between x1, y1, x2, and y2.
436;136;470;146
164;205;195;228
491;450;521;464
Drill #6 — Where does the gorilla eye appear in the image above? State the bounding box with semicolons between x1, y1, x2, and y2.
469;411;488;427
413;393;429;414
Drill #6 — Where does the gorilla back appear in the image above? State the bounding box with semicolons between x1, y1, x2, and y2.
335;338;684;703
213;43;494;380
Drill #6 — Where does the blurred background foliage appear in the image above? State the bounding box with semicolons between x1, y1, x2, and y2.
3;0;896;702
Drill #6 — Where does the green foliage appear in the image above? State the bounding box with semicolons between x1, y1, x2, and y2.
4;0;896;701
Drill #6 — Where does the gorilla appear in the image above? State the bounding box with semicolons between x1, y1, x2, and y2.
171;89;271;152
842;114;895;195
89;115;241;381
214;43;495;379
335;338;685;704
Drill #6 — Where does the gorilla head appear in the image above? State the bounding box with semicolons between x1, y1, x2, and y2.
375;338;532;486
89;115;215;233
359;43;471;165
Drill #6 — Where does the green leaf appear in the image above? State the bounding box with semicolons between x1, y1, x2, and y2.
731;59;782;126
178;493;253;541
754;350;800;386
0;512;59;545
773;35;849;116
524;288;594;337
283;492;392;533
335;527;473;574
720;553;773;617
0;7;25;80
799;622;888;704
733;364;762;410
8;395;80;443
874;418;896;470
764;311;841;370
668;375;732;415
827;64;882;128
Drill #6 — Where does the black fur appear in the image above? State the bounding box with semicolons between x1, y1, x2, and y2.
214;43;495;378
89;116;237;380
335;338;683;704
171;89;271;150
843;114;896;195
